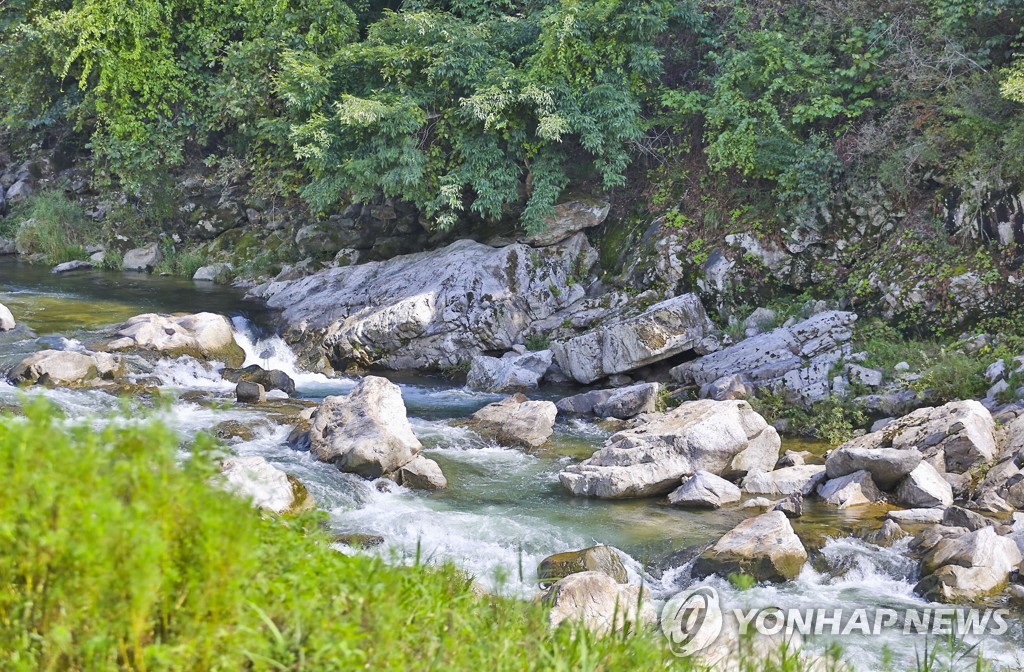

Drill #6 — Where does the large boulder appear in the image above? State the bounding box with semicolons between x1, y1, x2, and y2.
559;400;779;499
9;349;121;385
668;470;742;509
0;303;14;331
520;198;610;247
825;444;923;490
839;401;996;475
671;311;857;407
223;364;296;395
691;511;807;582
542;571;655;635
193;263;232;283
555;382;660;420
309;376;435;484
461;394;557;449
816;470;884;508
466;350;552;393
220;456;313;514
105;312;244;366
122;243;163;271
896;462;954;508
537;545;628;587
741;465;827;497
550;294;716;384
251;235;596;370
916;527;1022;602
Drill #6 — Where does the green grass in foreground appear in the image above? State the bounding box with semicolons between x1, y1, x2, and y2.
0;399;687;671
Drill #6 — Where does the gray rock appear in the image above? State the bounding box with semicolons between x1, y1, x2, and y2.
537;545;627;587
817;470;884;508
396;455;448;490
744;307;778;334
896;462;954;508
542;571;655;634
773;492;803;518
463;394;557;449
9;349;121;384
672;311;857;408
193;263;232;283
559;399;779;499
252;235;595;370
847;364;883;387
551;294;716;384
235;381;266;403
466;350;553;393
863;520;907;546
668;471;742;509
941;506;995;532
987;360;1008;382
105;312;244;366
704;374;755;401
0;238;16;256
122;243;163;271
741;465;827;497
223;365;296;395
51;260;93;274
520;198;610;247
691;511;807;582
556;382;660;420
886;508;945;524
825;445;923;490
0;303;14;331
917;527;1022;602
310;376;424;479
5;179;33;204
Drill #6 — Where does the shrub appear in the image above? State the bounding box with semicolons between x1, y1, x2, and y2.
11;191;94;264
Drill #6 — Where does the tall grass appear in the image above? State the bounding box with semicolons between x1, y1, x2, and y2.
12;191;94;264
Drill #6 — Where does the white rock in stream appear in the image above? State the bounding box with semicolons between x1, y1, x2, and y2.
668;471;741;509
917;527;1023;602
220;456;308;514
550;294;716;384
691;511;808;582
462;394;557;449
106;312;244;366
559;400;779;499
741;465;826;497
555;382;660;420
309;376;433;482
0;303;15;331
816;470;884;508
9;349;121;384
542;571;655;634
896;462;953;508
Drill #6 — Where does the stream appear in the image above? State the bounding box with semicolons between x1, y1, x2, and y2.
2;257;1022;670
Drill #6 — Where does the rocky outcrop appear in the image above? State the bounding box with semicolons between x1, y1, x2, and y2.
252;234;596;370
555;382;660;420
551;294;717;384
520;198;610;247
691;511;807;583
105;312;245;366
559;400;779;499
0;303;14;331
916;527;1022;602
309;376;445;488
466;349;552;393
537;546;628;587
671;311;856;407
8;349;122;385
122;243;163;271
461;394;557;449
220;456;313;514
668;471;742;509
542;571;655;634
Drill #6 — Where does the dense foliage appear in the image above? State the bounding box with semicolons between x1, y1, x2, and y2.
2;0;1023;232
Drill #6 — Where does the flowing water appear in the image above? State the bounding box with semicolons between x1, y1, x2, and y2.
2;257;1022;670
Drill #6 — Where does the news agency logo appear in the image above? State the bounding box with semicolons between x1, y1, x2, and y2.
660;586;1012;657
660;586;724;656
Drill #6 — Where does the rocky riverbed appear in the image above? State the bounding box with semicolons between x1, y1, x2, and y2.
3;257;1024;670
